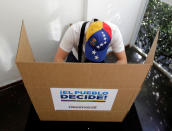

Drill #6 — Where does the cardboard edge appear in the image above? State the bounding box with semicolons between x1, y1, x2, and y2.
16;20;35;63
145;29;160;65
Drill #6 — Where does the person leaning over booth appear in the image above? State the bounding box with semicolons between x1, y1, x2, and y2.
54;19;127;64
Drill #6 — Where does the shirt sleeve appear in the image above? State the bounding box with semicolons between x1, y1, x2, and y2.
111;26;125;53
59;26;75;53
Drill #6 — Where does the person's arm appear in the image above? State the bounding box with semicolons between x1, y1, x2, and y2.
54;24;76;62
114;50;127;64
108;23;127;64
54;48;69;62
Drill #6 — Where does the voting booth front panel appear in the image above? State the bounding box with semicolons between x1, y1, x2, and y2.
16;21;159;122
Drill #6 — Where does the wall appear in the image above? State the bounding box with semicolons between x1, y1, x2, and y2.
86;0;146;46
0;0;84;87
0;0;148;87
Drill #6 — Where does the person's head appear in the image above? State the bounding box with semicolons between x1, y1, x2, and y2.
85;20;112;63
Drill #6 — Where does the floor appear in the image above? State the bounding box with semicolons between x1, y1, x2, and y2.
125;47;172;131
0;82;31;131
0;47;172;131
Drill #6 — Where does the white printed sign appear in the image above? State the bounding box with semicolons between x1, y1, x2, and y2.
50;88;118;111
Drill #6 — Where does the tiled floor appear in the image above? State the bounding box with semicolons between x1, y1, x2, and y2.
0;47;171;131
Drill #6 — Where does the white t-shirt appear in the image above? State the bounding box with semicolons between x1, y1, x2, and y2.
60;21;125;60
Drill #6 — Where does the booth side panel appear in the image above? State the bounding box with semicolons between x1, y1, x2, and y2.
16;21;35;63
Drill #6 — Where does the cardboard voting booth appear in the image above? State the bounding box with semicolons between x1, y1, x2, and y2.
16;21;159;122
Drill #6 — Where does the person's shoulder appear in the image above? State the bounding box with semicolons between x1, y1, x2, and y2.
70;21;86;33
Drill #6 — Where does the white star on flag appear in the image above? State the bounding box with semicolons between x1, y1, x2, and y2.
104;38;107;40
101;31;104;34
92;50;96;55
100;43;104;46
96;45;100;49
94;56;99;60
103;34;106;37
104;41;107;44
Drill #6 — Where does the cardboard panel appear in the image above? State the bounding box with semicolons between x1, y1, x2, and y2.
15;22;159;122
16;21;35;63
18;86;131;122
39;110;129;122
145;29;160;64
17;63;151;89
16;62;150;121
19;85;140;111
